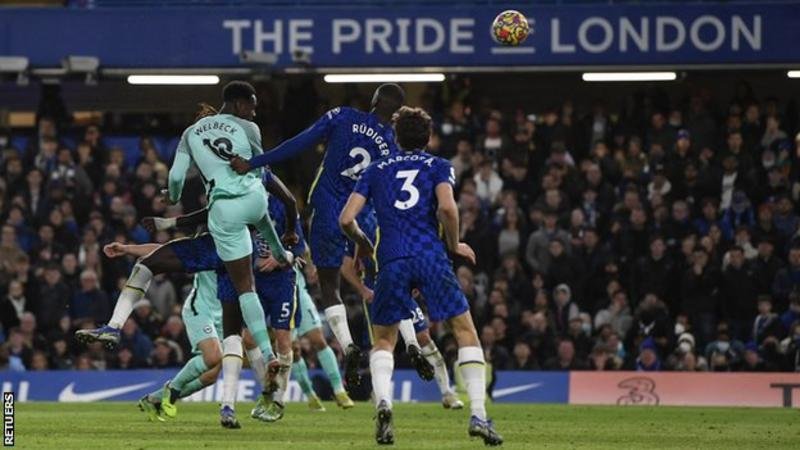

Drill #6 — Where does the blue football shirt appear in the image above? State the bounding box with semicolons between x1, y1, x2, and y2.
311;107;398;200
354;150;455;267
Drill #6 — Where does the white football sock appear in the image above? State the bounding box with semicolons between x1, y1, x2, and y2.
458;346;487;420
246;347;267;391
398;320;419;350
369;350;394;409
423;342;452;395
273;352;293;403
109;263;153;329
324;304;354;348
221;335;243;410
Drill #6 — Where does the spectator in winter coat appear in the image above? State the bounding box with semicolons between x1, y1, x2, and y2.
118;319;153;366
631;235;676;308
525;210;570;273
594;290;634;338
33;264;70;334
680;247;720;346
751;238;784;295
772;246;800;307
720;246;758;341
544;339;588;371
551;284;580;335
753;295;782;344
720;191;756;241
70;269;110;326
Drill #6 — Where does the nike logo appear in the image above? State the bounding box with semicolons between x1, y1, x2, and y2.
492;382;543;399
58;381;155;402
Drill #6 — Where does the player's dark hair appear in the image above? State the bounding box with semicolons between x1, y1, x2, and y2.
194;103;219;122
372;83;405;112
393;106;431;151
222;81;256;103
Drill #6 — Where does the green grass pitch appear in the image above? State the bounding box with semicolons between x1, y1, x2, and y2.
13;401;800;449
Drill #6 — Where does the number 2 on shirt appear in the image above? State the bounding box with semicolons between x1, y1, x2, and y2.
340;147;371;180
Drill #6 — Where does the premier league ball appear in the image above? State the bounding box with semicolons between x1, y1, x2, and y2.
491;10;530;46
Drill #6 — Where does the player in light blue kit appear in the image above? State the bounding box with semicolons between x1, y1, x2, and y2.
339;107;502;446
142;170;298;428
230;84;406;386
76;84;290;384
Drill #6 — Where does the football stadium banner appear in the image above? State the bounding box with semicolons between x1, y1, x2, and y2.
0;370;568;404
1;3;799;69
4;370;800;407
569;372;800;408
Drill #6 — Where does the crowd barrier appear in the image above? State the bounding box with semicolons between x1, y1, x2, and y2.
2;370;798;407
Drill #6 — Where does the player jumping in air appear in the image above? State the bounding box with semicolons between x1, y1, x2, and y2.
76;83;293;425
230;83;405;386
139;170;299;428
98;168;299;428
339;107;503;446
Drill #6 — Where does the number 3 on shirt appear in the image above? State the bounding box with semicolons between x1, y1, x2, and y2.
394;170;420;210
340;147;371;180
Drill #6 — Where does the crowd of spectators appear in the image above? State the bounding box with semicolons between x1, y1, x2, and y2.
1;79;800;376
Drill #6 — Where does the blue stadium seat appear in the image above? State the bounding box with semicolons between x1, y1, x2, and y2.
10;136;28;154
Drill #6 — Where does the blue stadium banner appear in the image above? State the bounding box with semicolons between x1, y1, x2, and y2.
0;369;569;403
1;3;799;69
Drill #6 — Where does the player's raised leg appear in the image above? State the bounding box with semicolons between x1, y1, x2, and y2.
75;242;184;348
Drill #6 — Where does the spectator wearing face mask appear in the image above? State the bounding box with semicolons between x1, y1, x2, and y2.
666;332;708;371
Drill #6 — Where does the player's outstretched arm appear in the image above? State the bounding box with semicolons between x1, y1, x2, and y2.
237;115;329;173
103;242;161;259
263;172;299;245
436;183;476;265
339;192;374;257
141;208;209;233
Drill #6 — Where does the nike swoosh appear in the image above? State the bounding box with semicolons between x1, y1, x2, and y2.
492;382;543;398
58;381;155;402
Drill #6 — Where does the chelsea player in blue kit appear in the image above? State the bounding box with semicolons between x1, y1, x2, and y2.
339;107;502;446
230;84;406;386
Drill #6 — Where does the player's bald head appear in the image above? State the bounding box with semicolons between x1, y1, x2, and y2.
371;83;405;113
393;106;431;151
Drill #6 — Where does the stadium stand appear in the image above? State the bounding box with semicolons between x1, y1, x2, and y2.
2;75;800;376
